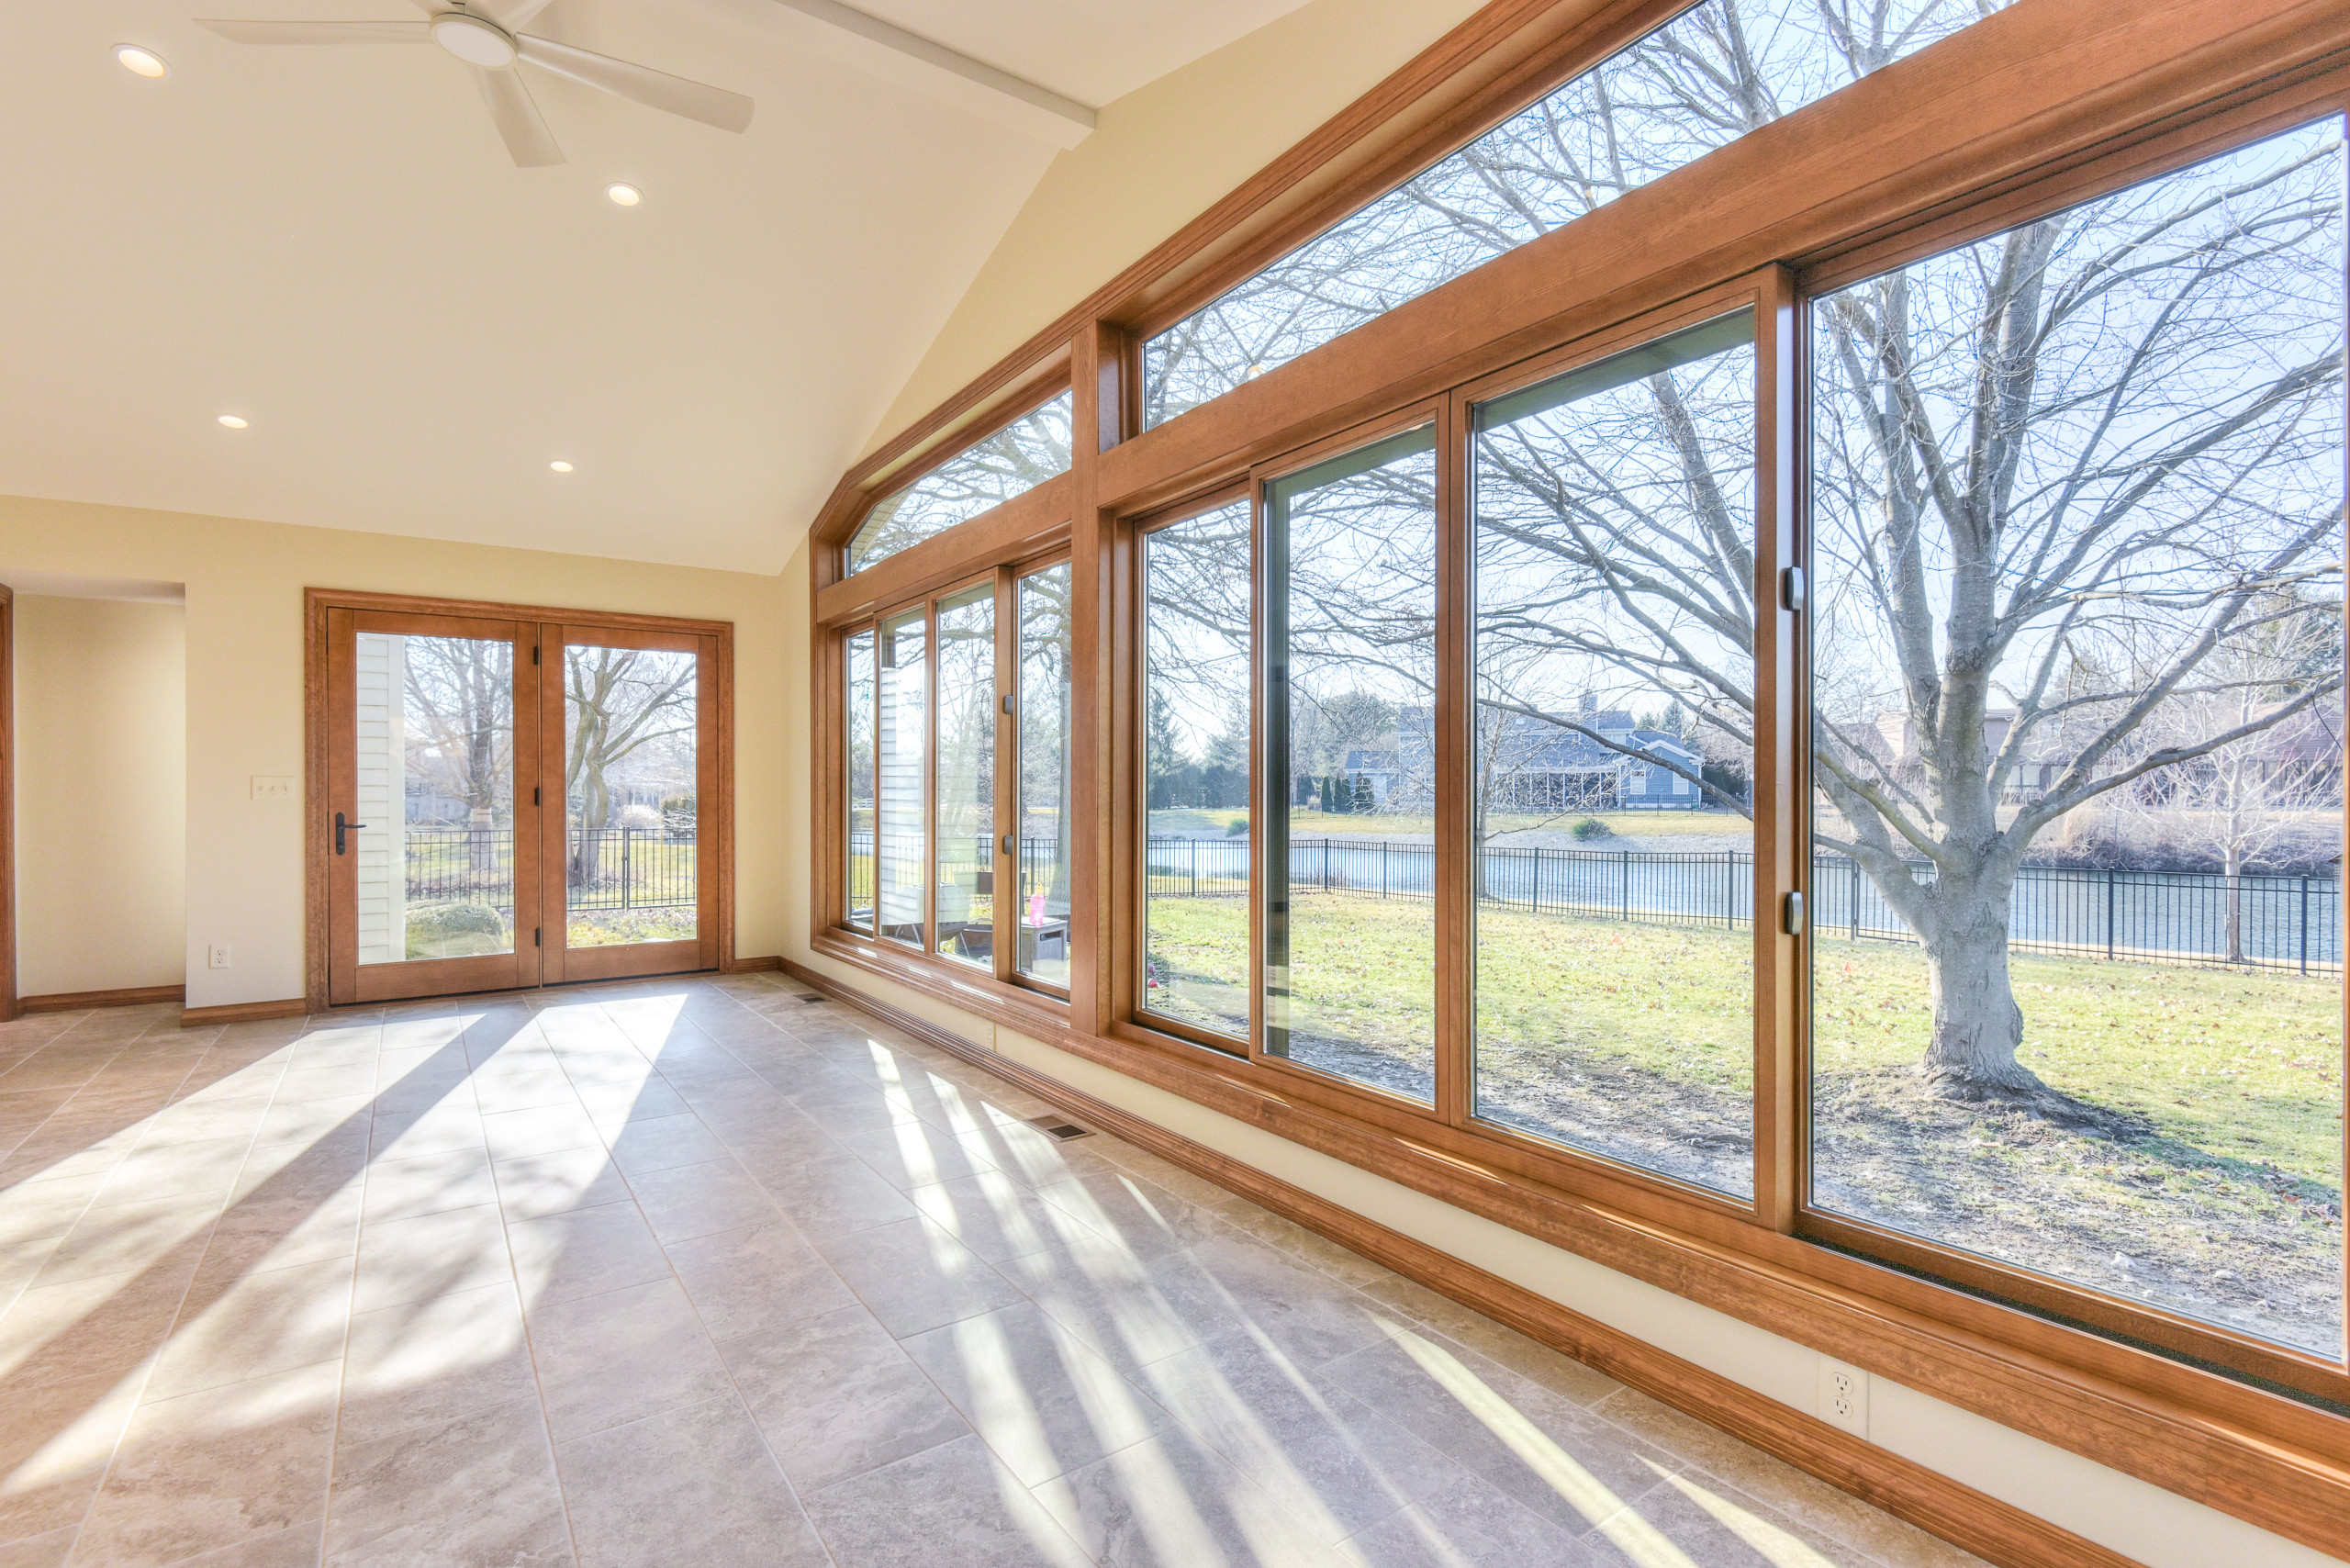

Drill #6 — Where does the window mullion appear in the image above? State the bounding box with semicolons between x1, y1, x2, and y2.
1436;394;1473;1128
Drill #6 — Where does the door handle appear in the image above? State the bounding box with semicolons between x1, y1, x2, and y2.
335;812;368;855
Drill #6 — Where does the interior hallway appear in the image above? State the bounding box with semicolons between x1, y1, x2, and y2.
0;975;1986;1568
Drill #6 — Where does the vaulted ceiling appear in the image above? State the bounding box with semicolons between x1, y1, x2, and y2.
0;1;1313;571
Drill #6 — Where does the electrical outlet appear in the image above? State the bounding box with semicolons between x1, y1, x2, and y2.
984;1022;999;1051
207;944;231;970
1818;1357;1869;1439
250;776;295;801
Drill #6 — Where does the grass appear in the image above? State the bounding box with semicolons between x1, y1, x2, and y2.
1144;889;2344;1350
1147;808;1742;840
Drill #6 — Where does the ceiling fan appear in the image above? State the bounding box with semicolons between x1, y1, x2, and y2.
195;0;754;167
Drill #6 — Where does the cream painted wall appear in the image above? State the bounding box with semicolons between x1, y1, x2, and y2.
781;0;2350;1549
0;493;789;1011
12;596;187;997
859;0;1500;457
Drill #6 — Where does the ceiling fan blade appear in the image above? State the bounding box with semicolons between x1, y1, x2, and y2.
475;65;564;167
513;35;752;134
196;18;431;43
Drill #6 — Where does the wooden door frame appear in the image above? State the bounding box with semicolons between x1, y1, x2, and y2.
304;588;735;1012
0;582;14;1024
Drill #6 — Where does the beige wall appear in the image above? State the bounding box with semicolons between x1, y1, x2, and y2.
0;494;789;1011
792;2;2347;1561
12;596;187;997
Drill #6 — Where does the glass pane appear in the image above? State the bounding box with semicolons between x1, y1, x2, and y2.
1143;0;2005;427
877;609;929;948
1018;564;1074;985
564;645;699;948
846;629;876;931
1266;429;1438;1101
1143;501;1252;1036
357;633;515;965
1809;120;2345;1355
1471;312;1756;1197
935;587;995;969
848;391;1075;574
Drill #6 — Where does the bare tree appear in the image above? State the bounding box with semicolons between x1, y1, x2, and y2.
852;393;1073;569
565;647;697;889
403;636;513;878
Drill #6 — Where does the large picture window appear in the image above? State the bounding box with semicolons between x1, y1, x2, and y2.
1807;119;2346;1356
847;390;1074;575
1141;0;2002;426
810;1;2350;1516
1143;499;1254;1039
1264;426;1439;1102
1471;312;1758;1195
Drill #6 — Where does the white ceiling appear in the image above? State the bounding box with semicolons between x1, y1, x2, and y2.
0;1;1312;573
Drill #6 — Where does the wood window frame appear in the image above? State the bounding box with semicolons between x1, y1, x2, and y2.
803;2;2350;1557
302;588;736;1010
814;551;1080;1022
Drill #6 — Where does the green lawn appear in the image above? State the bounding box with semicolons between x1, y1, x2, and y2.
1144;889;2344;1349
1147;808;1742;839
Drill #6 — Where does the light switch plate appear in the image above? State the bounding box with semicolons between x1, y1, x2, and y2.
1818;1357;1870;1439
251;776;295;801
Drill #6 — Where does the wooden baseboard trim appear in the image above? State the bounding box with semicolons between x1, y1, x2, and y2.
783;958;2142;1568
720;955;783;973
20;985;185;1014
179;998;308;1027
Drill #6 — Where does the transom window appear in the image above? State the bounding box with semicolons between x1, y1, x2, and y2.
846;390;1074;575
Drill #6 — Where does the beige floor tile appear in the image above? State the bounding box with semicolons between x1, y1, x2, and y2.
490;1147;632;1222
528;1277;733;1442
359;1149;496;1228
1338;1472;1605;1568
0;1262;196;1389
94;1137;253;1207
340;1282;535;1450
600;1114;729;1177
664;1220;854;1339
0;1372;142;1546
903;1301;1172;1487
720;1305;968;1492
1030;1168;1232;1261
908;1170;1094;1263
352;1205;510;1313
0;1527;77;1568
73;1361;338;1568
755;1153;919;1238
480;1104;603;1164
1039;1428;1359;1568
555;1396;825;1568
325;1397;571;1568
815;1215;1024;1339
802;1433;1091;1568
624;1158;776;1245
144;1255;353;1401
508;1203;670;1307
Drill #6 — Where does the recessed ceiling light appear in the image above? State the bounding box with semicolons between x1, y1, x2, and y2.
217;414;248;429
605;184;642;207
549;460;574;472
114;45;168;78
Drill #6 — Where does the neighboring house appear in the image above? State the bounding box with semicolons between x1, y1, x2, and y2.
1863;704;2344;807
1339;700;1707;812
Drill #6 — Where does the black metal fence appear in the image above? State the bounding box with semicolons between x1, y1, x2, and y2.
404;827;698;912
1139;835;2342;975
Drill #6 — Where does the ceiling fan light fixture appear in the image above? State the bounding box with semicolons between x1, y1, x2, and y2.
114;44;168;78
431;13;518;70
605;183;641;207
217;414;248;429
549;460;573;472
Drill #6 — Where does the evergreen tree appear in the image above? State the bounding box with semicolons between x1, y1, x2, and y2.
1351;773;1377;813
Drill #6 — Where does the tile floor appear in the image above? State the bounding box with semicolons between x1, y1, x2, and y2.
0;974;1991;1568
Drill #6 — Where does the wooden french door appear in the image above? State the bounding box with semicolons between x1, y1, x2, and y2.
539;624;720;984
324;609;719;1005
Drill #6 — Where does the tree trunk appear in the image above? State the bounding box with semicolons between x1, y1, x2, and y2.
2224;838;2245;965
1919;876;2044;1095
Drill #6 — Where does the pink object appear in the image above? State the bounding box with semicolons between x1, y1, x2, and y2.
1028;890;1046;927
